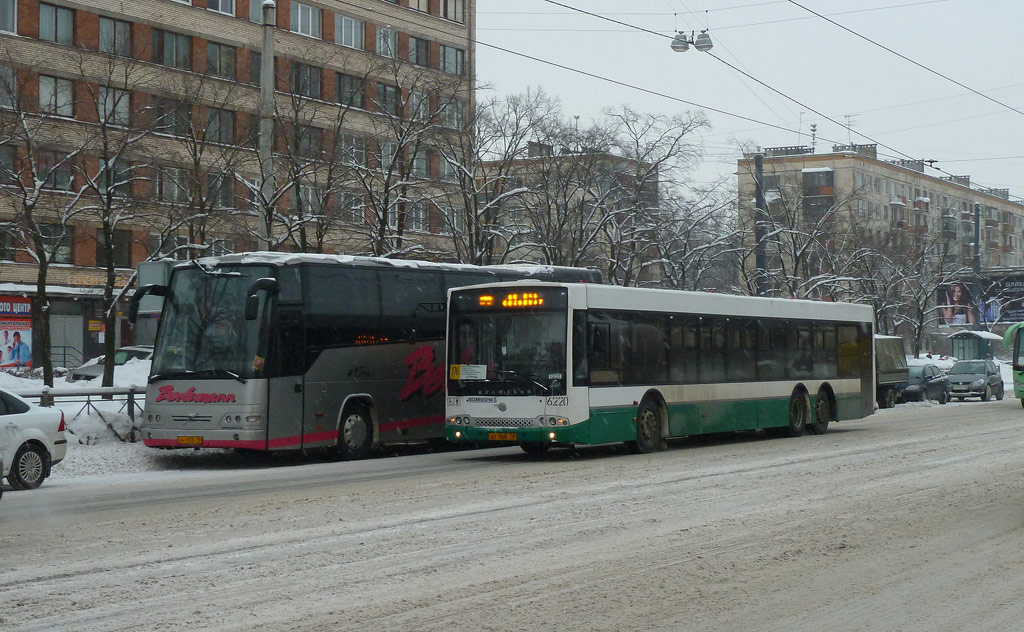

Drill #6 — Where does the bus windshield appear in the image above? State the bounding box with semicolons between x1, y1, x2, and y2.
151;264;273;381
449;311;567;396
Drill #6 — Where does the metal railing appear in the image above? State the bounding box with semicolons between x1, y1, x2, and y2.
51;345;85;369
16;385;148;442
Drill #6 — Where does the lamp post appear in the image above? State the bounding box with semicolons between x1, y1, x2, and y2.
258;0;276;251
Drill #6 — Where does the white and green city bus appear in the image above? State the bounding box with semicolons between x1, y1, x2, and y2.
1003;323;1024;406
129;254;600;458
445;282;875;454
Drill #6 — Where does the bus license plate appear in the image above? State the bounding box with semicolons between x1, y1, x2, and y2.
488;432;516;441
177;436;203;446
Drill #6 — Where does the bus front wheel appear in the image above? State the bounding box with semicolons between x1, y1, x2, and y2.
335;403;373;460
629;397;665;454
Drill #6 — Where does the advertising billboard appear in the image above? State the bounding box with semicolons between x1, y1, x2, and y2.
0;296;33;368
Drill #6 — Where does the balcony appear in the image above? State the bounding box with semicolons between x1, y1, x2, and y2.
1002;244;1015;253
891;195;907;207
1003;222;1016;232
961;210;974;221
985;218;999;228
913;199;928;210
986;240;1001;251
909;225;928;234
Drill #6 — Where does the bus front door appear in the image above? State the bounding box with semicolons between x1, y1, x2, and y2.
268;307;305;450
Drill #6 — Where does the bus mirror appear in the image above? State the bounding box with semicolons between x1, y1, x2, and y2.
244;295;260;320
128;284;168;324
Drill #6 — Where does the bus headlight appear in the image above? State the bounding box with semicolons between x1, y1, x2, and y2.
548;432;556;440
246;415;262;424
454;430;462;439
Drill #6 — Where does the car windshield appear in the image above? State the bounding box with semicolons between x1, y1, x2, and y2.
949;361;985;374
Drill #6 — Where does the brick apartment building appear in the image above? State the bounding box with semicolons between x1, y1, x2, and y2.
0;0;474;366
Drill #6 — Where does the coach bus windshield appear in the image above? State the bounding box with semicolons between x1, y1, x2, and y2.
151;264;273;382
448;288;568;397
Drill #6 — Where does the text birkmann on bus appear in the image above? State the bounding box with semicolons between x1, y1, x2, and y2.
445;281;875;456
129;253;601;458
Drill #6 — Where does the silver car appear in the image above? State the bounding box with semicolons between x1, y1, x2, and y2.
1;388;67;490
67;345;154;382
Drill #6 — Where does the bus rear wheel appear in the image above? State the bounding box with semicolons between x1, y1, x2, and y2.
335;403;373;460
809;389;832;435
781;390;809;438
629;397;665;454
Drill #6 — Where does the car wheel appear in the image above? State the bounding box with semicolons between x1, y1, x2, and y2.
982;385;991;402
996;384;1004;401
8;443;49;490
937;390;947;405
333;403;373;460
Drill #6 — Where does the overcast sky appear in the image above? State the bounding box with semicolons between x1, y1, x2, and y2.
476;0;1024;199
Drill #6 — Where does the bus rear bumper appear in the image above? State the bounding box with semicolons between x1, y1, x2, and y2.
141;428;271;450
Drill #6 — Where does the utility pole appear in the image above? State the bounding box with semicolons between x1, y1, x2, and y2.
973;202;982;329
258;0;276;250
754;154;767;296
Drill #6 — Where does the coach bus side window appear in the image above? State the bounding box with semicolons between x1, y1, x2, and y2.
304;267;380;347
380;270;444;340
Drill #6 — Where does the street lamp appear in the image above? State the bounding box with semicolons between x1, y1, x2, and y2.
670;30;713;53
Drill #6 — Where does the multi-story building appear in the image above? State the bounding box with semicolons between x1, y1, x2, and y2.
0;0;474;366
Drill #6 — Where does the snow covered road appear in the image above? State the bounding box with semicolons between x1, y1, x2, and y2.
1;399;1023;631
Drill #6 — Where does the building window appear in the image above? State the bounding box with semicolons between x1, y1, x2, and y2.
376;83;399;116
440;99;463;129
336;73;364;108
249;0;262;23
206;107;234;144
98;157;130;196
339;191;363;223
335;14;363;49
207;42;235;79
99;17;131;56
99;86;130;126
249;51;262;86
39;223;72;263
0;231;14;259
289;2;321;38
40;3;73;45
291;184;321;215
207;0;233;15
207;172;233;208
408;202;427;232
410;0;428;11
152;29;191;70
291;62;321;98
376;27;397;59
440;45;464;75
157;167;187;203
154;98;191;136
0;144;14;183
0;65;14;109
442;0;464;23
96;228;131;268
0;0;15;34
411;148;428;178
409;90;429;122
439;154;458;183
442;205;464;234
38;76;73;117
296;125;322;159
409;36;429;67
341;133;365;167
379;140;397;172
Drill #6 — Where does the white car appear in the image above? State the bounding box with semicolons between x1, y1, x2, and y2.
0;389;67;490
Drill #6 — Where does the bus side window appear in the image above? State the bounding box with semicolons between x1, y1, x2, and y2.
837;325;858;378
727;318;757;381
631;315;667;384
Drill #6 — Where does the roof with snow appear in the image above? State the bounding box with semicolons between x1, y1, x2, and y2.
947;330;1003;341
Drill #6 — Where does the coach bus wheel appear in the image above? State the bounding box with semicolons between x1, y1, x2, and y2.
809;389;832;435
630;398;664;454
335;403;373;460
781;390;809;438
520;442;551;457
